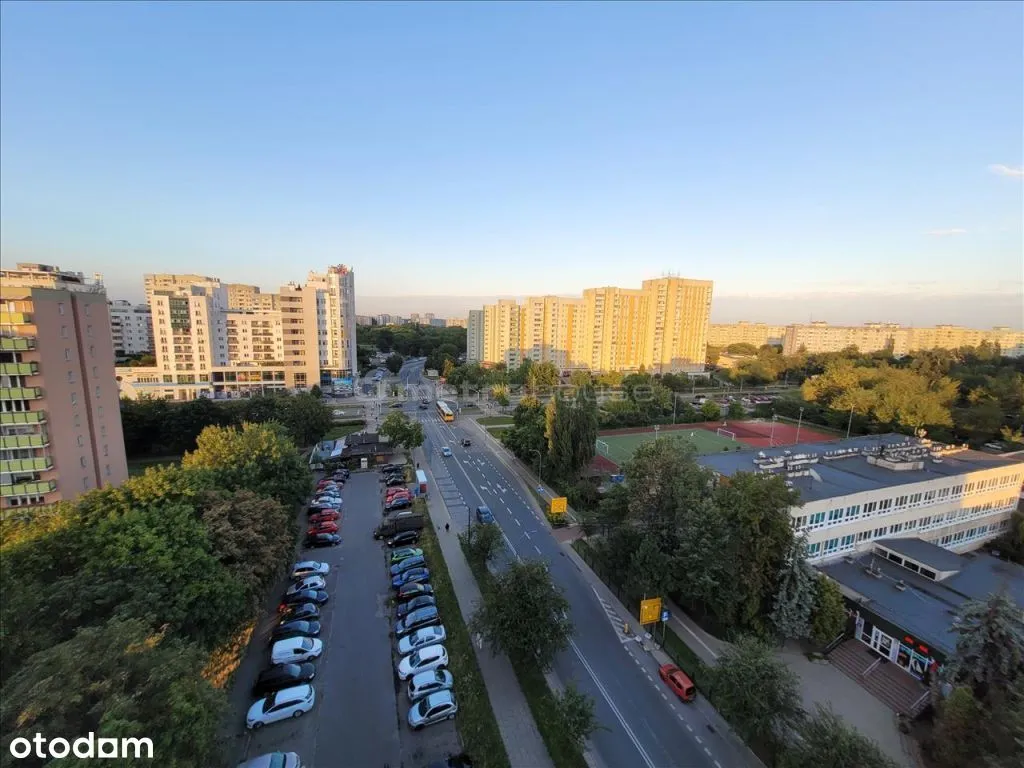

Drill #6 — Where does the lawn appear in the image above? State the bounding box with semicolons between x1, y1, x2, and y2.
127;455;181;476
476;416;514;426
595;427;738;466
321;422;366;441
419;525;511;768
485;427;509;440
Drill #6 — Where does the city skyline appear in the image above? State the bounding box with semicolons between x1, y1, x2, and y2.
2;2;1021;325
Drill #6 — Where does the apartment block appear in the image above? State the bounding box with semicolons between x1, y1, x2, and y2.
146;265;357;399
446;318;468;329
466;310;484;363
708;322;786;348
483;300;523;368
520;296;585;371
1;263;129;510
781;322;1024;356
108;300;154;356
641;277;714;373
144;273;220;304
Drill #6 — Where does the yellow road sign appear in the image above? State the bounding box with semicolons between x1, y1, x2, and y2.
639;597;662;625
549;496;568;515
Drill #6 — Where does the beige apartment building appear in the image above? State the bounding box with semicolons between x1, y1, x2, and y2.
708;322;786;348
466;310;484;364
475;277;713;373
782;322;1024;356
145;265;357;399
108;300;154;356
1;263;129;511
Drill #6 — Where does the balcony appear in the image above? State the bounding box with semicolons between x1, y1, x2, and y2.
0;457;53;473
0;362;39;376
0;480;56;498
0;387;42;401
0;411;46;425
0;337;35;351
0;434;49;450
0;311;33;325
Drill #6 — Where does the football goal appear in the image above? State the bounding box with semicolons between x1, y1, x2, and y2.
716;428;736;441
596;439;610;457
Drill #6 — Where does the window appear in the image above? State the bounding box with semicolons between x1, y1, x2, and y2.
76;435;84;447
70;392;77;406
79;456;87;468
792;515;807;530
86;325;93;338
895;495;909;510
105;464;111;477
952;484;963;497
828;508;844;524
864;501;878;516
64;348;71;361
92;366;97;377
856;530;873;542
840;535;855;551
874;527;887;538
889;522;904;535
67;370;75;383
909;492;922;506
60;325;69;339
58;302;66;315
84;304;91;317
808;512;826;529
100;425;106;437
103;444;108;457
83;476;89;490
878;499;893;513
95;385;100;397
823;538;840;555
937;488;950;501
845;505;861;520
98;406;104;417
73;414;81;428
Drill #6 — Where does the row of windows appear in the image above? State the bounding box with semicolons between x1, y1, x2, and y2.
57;302;91;318
933;522;1007;548
806;508;1013;560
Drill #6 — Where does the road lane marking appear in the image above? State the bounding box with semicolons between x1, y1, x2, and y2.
705;748;713;757
534;544;542;554
695;736;702;744
514;518;521;526
523;531;531;539
686;724;693;732
714;762;722;768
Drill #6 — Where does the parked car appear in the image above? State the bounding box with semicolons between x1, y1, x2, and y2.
290;561;329;580
247;684;316;729
476;506;495;524
407;690;458;730
280;589;329;609
407;669;454;704
270;637;324;665
392;567;430;590
305;533;341;548
658;663;696;702
237;751;304;768
397;644;449;681
279;603;320;623
379;463;402;473
270;621;321;643
388;530;421;548
397;624;446;655
389;547;423;564
252;663;316;696
420;399;430;405
331;469;350;481
307;521;339;535
396;582;433;601
394;605;440;636
385;498;413;512
396;595;436;620
286;577;327;596
312;500;342;510
385;489;411;500
385;477;406;488
461;438;471;447
390;555;426;576
418;403;428;409
441;447;453;457
308;511;340;525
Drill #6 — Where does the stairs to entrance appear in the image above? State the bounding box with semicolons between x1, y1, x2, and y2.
828;640;929;716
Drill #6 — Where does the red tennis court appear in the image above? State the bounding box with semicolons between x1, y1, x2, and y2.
690;419;837;449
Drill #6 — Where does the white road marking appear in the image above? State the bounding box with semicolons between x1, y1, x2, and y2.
695;736;702;744
524;531;531;539
660;692;667;700
534;544;542;554
686;724;693;732
705;748;713;757
514;518;521;526
715;762;722;768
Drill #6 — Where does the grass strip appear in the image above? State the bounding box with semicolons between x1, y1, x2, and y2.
126;455;181;476
485;427;509;440
476;416;514;426
420;525;511;768
322;422;367;441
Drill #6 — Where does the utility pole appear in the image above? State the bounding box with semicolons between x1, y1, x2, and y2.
795;406;805;444
846;406;855;439
770;412;777;446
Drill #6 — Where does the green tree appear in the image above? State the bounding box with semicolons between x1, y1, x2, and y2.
310;384;322;398
626;534;671;601
945;590;1024;706
461;521;504;567
526;361;560;393
552;682;602;751
707;636;804;749
701;400;722;421
376;329;395;352
727;342;759;356
929;686;989;768
281;392;333;446
809;575;848;647
706;345;722;366
380;411;424;450
471;560;573;671
770;537;817;641
727;401;746;420
569;370;592;387
386;353;404;374
780;705;899;768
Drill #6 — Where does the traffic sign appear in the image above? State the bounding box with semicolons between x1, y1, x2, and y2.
639;597;662;625
661;609;670;623
549;496;568;515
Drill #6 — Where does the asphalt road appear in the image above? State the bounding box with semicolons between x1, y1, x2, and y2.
396;362;756;768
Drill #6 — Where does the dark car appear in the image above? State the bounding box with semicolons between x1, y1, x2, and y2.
390;555;426;576
386;498;413;512
305;533;341;548
392;567;430;589
388;530;421;548
396;595;436;619
418;403;428;410
379;464;401;473
279;603;320;623
281;589;329;608
396;582;434;601
252;662;316;697
390;402;403;408
385;476;406;487
270;621;322;643
394;605;440;636
476;506;495;524
461;438;471;447
331;469;350;480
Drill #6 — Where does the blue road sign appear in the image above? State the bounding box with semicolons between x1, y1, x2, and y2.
661;609;670;623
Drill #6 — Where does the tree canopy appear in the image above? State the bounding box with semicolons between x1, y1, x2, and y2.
380;411;425;450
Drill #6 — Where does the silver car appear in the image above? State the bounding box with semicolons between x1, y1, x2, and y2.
237;752;304;768
407;690;458;730
407;669;454;703
290;561;329;580
397;625;447;656
286;576;327;596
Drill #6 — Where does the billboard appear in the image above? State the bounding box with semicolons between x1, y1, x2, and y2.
639;597;663;625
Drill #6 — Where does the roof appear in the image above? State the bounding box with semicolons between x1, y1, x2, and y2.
822;544;1024;656
874;538;964;572
697;433;1024;504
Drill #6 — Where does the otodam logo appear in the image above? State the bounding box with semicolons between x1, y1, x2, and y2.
8;733;154;760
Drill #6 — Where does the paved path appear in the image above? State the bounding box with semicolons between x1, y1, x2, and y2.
414;446;555;768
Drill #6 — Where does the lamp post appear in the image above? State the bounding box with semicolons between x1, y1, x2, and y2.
531;448;543;478
846;406;855;439
769;412;777;446
795;407;804;444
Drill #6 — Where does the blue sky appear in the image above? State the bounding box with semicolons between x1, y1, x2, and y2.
2;1;1022;325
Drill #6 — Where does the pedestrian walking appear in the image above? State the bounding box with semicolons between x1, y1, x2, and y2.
444;523;450;533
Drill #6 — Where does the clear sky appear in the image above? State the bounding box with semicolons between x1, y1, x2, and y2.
2;1;1022;325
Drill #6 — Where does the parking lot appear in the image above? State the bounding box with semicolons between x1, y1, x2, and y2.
226;464;460;768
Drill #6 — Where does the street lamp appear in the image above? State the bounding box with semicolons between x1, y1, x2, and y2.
846;406;855;439
769;412;778;446
795;407;804;444
531;448;543;478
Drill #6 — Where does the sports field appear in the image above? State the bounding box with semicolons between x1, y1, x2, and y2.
595;426;740;467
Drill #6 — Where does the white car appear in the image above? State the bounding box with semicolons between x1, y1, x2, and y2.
237;753;304;768
246;684;315;729
291;561;329;580
271;637;323;666
286;576;327;595
397;625;447;656
407;669;454;703
408;690;458;730
396;644;448;681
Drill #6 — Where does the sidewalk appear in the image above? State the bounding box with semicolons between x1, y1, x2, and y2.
414;447;554;768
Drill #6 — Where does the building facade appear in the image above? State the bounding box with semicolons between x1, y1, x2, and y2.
781;322;1024;356
1;263;129;510
466;310;484;364
446;317;468;328
708;322;786;348
108;300;154;356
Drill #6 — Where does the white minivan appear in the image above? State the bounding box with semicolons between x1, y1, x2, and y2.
271;637;323;665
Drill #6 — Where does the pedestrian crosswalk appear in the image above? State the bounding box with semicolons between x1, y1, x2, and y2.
594;590;634;645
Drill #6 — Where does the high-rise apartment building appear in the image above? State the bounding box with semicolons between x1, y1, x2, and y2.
108;300;154;356
446;318;468;329
781;322;1024;356
475;277;713;373
144;265;357;399
1;263;129;510
708;322;786;348
144;273;220;304
467;310;484;363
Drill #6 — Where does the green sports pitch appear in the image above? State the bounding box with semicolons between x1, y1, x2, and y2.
595;427;740;467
